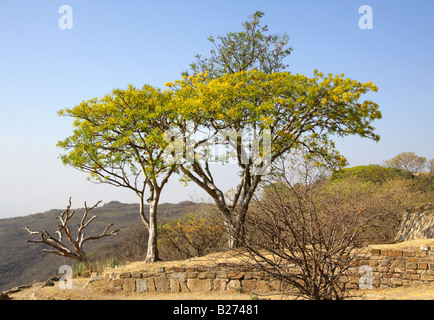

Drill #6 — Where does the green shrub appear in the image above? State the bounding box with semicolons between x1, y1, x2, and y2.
330;164;411;184
72;257;121;277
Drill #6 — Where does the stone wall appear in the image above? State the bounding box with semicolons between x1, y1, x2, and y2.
365;244;434;288
110;265;281;294
395;203;434;242
109;245;434;294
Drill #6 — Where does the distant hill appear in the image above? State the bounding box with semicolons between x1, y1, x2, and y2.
0;200;204;292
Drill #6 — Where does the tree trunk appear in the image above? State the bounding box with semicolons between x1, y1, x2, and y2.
145;187;160;262
225;208;248;249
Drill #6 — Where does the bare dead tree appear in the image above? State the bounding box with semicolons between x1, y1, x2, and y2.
24;198;119;262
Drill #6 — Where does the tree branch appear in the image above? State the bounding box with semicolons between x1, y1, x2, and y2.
24;198;118;262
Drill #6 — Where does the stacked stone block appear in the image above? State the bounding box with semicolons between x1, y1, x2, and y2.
110;265;283;294
109;245;433;294
364;245;434;288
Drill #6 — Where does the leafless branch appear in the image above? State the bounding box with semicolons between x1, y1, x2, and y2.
24;198;119;262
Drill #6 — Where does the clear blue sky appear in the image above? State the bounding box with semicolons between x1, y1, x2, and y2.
0;0;433;218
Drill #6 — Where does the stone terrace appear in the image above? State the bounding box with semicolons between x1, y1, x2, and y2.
107;240;434;294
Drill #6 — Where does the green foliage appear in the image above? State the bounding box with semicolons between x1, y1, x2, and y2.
330;163;433;198
414;173;434;195
330;164;412;184
171;69;381;169
269;174;423;244
184;11;292;78
323;170;432;242
71;257;122;277
72;261;92;277
57;11;383;254
57;84;175;186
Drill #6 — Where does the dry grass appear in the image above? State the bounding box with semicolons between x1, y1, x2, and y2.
369;238;434;250
7;239;434;300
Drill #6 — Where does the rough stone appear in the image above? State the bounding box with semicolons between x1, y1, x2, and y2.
420;274;434;281
256;280;270;293
228;272;244;280
395;203;434;242
370;249;381;255
418;263;428;270
179;280;191;293
169;279;180;293
112;279;123;287
170;272;187;279
154;276;170;293
123;278;136;292
147;278;156;292
187;279;212;293
198;272;216;279
213;279;227;291
382;250;403;257
227;280;242;291
136;279;148;292
403;251;415;257
241;280;257;292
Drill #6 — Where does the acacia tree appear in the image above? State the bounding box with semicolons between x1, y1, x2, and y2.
57;85;175;262
167;69;381;248
165;11;382;249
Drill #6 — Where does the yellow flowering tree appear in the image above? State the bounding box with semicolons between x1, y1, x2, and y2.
168;69;381;248
57;85;175;262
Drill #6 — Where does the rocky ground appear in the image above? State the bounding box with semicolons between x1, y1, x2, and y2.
4;276;434;300
3;240;434;300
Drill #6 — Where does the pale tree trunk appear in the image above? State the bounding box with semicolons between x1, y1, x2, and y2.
224;207;248;249
179;164;262;250
145;184;161;262
136;169;173;263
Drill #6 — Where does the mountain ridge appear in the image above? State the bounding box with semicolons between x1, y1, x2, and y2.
0;200;205;292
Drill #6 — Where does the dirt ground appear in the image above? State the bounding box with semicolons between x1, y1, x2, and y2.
5;240;434;300
6;277;434;300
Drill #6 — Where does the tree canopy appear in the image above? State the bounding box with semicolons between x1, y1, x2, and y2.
57;11;383;252
165;68;381;247
183;11;292;78
384;152;428;173
57;84;175;261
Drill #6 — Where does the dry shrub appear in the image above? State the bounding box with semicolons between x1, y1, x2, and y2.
240;180;376;300
321;176;425;243
235;154;425;299
158;211;226;260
